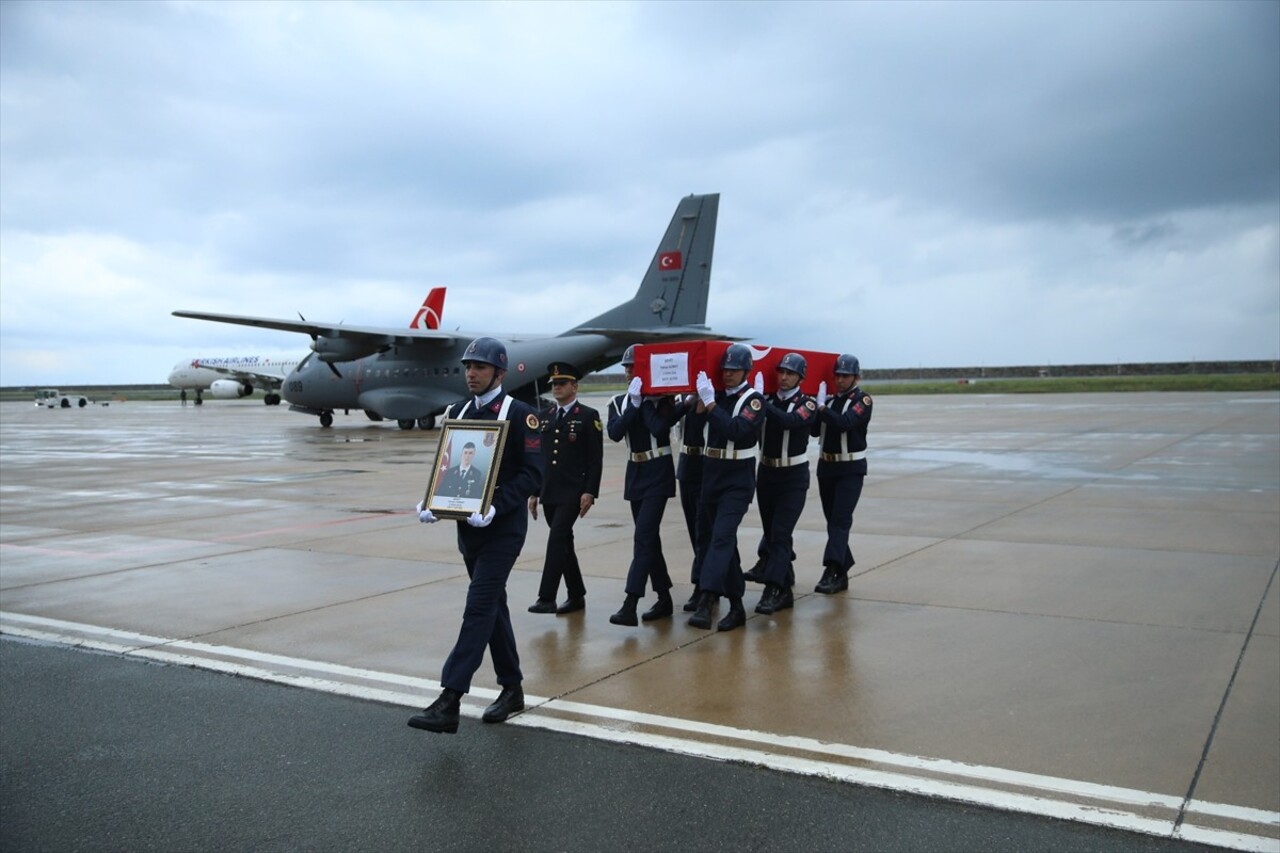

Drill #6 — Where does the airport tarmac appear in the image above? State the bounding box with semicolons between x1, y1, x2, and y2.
1;392;1277;850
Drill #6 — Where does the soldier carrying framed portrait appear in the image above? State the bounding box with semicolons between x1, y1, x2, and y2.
424;419;509;519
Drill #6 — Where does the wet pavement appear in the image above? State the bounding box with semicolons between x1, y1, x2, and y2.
1;392;1277;850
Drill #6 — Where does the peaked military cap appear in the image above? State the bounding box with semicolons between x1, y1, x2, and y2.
548;362;582;382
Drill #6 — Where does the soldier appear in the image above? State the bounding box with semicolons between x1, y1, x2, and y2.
812;353;873;594
527;363;603;616
687;344;765;632
750;352;817;614
606;345;679;625
408;337;542;734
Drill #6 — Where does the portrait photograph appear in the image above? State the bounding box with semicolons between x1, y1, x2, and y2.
424;419;508;519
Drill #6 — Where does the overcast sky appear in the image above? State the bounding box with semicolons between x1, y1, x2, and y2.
2;0;1277;385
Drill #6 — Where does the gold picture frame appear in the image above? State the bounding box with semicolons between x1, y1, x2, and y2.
424;419;509;519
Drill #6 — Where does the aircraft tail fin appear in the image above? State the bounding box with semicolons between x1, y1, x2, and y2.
409;287;447;330
574;193;719;334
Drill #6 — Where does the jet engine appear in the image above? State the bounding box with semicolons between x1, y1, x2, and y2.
310;336;387;363
210;379;254;399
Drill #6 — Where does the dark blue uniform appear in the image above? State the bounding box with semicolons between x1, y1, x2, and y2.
696;385;765;600
535;400;603;602
607;393;678;598
439;393;542;695
676;399;706;559
814;386;872;578
755;389;817;588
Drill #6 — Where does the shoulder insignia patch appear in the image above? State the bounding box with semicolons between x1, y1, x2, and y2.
749;398;762;411
525;413;539;429
804;400;816;411
863;395;873;406
594;419;603;431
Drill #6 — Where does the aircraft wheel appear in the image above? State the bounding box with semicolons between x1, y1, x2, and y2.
397;419;415;430
264;393;281;405
365;411;383;422
319;412;334;428
417;416;435;430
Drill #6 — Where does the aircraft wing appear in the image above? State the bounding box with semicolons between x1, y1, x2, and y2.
569;325;748;343
172;310;462;347
194;362;287;391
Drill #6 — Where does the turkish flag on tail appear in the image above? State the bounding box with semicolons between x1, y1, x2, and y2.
658;251;682;271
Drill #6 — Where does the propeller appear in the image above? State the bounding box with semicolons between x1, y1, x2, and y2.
299;312;343;378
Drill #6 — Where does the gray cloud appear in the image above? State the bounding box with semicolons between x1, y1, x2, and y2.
1;0;1276;385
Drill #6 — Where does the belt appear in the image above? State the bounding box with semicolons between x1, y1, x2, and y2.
704;447;759;461
682;446;704;457
819;450;867;462
760;455;808;468
630;447;672;463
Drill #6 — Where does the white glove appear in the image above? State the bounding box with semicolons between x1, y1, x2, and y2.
418;508;438;524
466;506;496;527
627;376;643;405
753;372;765;394
816;381;828;408
695;371;715;406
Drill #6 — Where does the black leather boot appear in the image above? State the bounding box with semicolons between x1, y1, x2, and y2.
408;688;462;734
754;583;780;615
687;591;714;629
641;590;674;622
716;596;746;632
482;684;525;723
682;586;702;612
609;594;639;626
814;565;837;594
742;559;766;584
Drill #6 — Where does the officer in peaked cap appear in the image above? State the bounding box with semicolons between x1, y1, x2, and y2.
407;336;543;734
527;362;603;616
812;353;872;595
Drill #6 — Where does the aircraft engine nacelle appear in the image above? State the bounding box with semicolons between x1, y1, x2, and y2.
311;336;386;364
210;379;254;399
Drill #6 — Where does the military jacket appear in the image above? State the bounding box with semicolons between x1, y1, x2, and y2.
538;400;604;505
607;393;677;501
813;385;872;476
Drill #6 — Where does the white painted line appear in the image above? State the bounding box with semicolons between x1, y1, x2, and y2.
4;610;1278;853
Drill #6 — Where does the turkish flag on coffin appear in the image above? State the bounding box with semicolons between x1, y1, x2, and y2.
633;341;839;396
657;251;682;271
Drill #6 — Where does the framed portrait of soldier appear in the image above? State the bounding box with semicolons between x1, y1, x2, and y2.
424;419;508;519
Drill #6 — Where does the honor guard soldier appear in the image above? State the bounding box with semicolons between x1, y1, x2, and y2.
750;352;816;614
606;345;680;625
528;362;603;616
687;344;765;632
812;353;872;594
408;336;543;734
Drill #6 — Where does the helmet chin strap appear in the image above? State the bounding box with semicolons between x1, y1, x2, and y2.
479;369;504;398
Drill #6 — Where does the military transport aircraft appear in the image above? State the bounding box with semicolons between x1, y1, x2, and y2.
168;288;448;406
174;193;730;429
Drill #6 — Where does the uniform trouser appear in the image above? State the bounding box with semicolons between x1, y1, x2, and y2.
537;501;586;601
817;468;865;574
624;495;672;598
441;515;527;694
756;466;808;588
678;468;702;552
696;481;754;600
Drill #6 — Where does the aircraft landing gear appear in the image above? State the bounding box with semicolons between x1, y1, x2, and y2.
319;412;334;428
264;393;281;405
397;419;415;431
417;416;435;430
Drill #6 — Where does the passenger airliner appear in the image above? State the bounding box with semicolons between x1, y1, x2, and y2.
168;288;446;405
